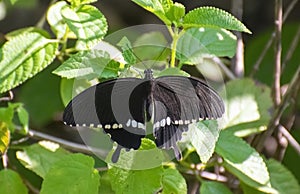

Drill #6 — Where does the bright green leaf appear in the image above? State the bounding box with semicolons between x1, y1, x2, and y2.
216;130;272;192
108;163;163;194
41;153;100;194
177;27;237;64
183;6;251;33
184;120;220;163
221;79;272;137
200;181;233;194
99;172;114;194
53;50;119;79
0;32;58;94
132;0;173;25
0;123;10;154
267;159;300;194
0;106;14;126
16;141;69;178
61;4;107;50
60;78;92;106
107;138;164;170
157;67;190;77
0;169;28;194
161;168;187;194
47;1;75;39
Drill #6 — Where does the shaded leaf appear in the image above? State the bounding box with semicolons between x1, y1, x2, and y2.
16;141;69;178
216;130;273;193
61;4;107;50
176;27;237;64
200;181;233;194
16;105;29;134
67;0;97;7
161;168;187;194
157;67;190;77
117;36;136;65
0;32;58;94
40;153;100;194
0;169;28;194
183;6;251;33
99;172;114;194
221;79;272;137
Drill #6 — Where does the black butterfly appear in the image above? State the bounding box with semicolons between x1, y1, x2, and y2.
63;69;224;162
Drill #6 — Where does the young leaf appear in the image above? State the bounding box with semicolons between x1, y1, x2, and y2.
47;1;75;39
161;168;187;194
61;5;108;50
0;123;10;154
0;169;28;194
183;6;251;33
200;181;233;194
221;79;272;137
267;159;300;194
53;50;119;80
16;141;69;178
183;120;220;163
132;0;173;25
40;153;100;194
216;130;272;192
0;32;58;94
165;2;185;25
176;27;237;64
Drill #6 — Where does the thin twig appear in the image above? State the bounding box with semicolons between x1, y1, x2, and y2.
250;0;299;77
253;65;300;151
231;0;244;78
0;91;13;102
278;124;300;156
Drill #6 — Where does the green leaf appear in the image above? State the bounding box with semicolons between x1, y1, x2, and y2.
0;169;28;194
108;164;163;194
183;6;251;33
117;37;136;65
267;159;300;194
0;32;58;94
183;120;220;163
132;0;173;25
107;138;164;170
216;130;272;192
161;168;187;194
176;27;237;64
0;105;14;127
66;0;97;7
157;67;190;77
133;31;169;61
16;141;69;178
61;4;108;50
60;78;92;106
53;50;119;79
221;78;272;137
165;2;185;25
41;153;100;194
200;181;233;194
16;105;29;134
0;123;10;154
99;172;114;194
47;1;75;39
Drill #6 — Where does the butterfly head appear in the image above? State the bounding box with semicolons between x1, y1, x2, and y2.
144;69;154;80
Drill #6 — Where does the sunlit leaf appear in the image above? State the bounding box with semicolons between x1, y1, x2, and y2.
161;168;187;194
0;169;28;194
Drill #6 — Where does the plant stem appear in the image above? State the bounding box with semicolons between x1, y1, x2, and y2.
170;28;179;68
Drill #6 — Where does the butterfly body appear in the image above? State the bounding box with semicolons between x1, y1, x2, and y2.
63;69;224;162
